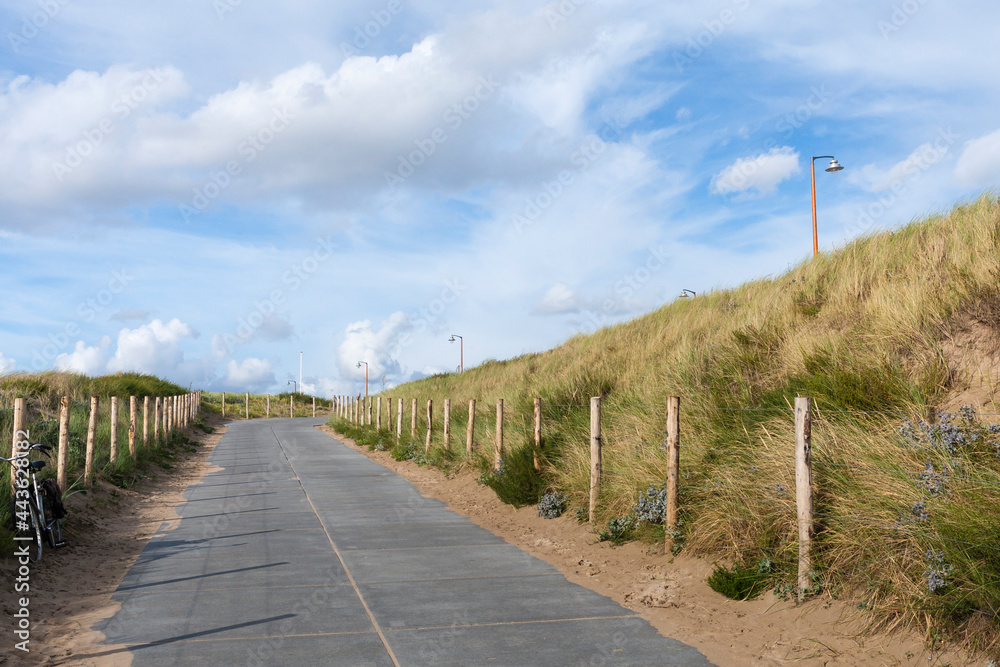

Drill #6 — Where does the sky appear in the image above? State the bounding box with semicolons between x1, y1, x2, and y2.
1;0;999;397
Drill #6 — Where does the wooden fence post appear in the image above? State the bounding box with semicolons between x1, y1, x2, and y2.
129;396;137;458
665;396;680;546
444;398;451;450
266;394;270;419
411;398;417;437
290;394;294;419
589;396;602;523
312;396;316;418
397;398;403;439
467;399;476;454
57;396;70;491
85;396;98;488
154;397;161;444
386;397;392;430
110;396;119;464
11;398;27;497
533;397;542;472
377;396;382;430
143;396;150;448
494;398;504;469
425;400;433;453
795;396;814;601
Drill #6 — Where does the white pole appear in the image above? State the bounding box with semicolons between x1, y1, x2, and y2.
299;351;303;394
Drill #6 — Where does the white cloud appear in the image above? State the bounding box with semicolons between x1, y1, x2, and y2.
854;141;952;193
0;352;15;373
56;338;111;375
955;128;1000;188
533;283;580;315
711;147;800;196
336;312;412;381
106;318;195;375
224;357;275;392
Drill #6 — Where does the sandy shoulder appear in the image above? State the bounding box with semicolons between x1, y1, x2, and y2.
316;424;973;667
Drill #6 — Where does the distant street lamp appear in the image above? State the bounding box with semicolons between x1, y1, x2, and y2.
287;380;297;394
810;156;844;256
679;289;697;298
448;335;463;373
356;361;368;397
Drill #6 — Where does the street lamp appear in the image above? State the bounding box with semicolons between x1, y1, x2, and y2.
810;156;844;256
286;380;297;394
356;361;368;397
448;335;463;373
679;289;697;298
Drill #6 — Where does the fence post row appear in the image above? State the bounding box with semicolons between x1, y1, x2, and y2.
466;399;476;454
795;396;814;600
57;397;70;491
85;396;98;488
425;399;433;453
443;398;451;450
533;397;542;473
129;396;137;458
589;396;601;524
494;398;504;470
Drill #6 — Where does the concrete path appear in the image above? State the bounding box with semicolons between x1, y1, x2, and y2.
96;418;714;666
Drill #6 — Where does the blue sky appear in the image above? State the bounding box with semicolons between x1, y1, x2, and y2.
1;0;999;397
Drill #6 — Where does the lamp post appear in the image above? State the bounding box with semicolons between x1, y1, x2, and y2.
448;335;463;373
299;351;303;394
287;380;297;394
356;361;368;397
810;156;844;256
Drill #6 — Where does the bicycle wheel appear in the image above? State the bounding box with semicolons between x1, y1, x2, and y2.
41;492;63;548
26;502;43;562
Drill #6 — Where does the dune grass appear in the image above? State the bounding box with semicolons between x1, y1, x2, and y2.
331;193;1000;656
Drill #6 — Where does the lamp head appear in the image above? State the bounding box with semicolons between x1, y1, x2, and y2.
448;335;455;342
825;158;844;173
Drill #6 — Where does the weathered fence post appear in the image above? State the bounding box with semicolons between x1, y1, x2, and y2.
377;396;382;430
533;397;542;472
85;396;98;488
589;396;602;523
411;398;417;437
444;398;451;450
795;396;814;601
386;397;392;430
57;396;70;491
290;394;294;419
494;398;504;469
110;396;119;464
665;396;680;547
397;398;403;439
11;398;28;497
312;396;316;417
129;396;137;458
143;396;150;448
154;397;161;444
425;399;433;453
467;399;476;454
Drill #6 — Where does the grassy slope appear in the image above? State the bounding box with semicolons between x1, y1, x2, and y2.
372;193;1000;653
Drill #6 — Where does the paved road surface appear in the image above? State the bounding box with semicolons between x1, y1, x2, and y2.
94;418;715;666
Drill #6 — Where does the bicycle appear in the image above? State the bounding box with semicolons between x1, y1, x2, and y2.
3;442;66;562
